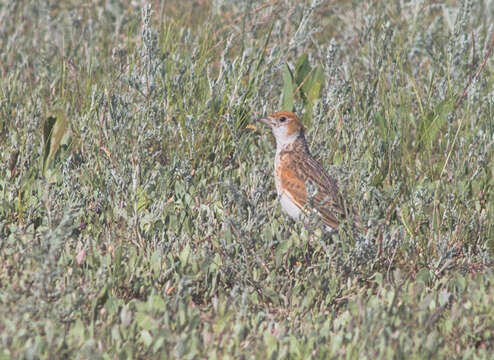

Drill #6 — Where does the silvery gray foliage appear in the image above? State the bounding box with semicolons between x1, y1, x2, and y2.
124;3;166;104
289;0;323;52
449;0;473;77
350;235;378;268
322;40;351;112
0;0;494;355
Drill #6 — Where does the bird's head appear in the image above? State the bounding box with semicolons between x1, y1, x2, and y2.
258;111;304;147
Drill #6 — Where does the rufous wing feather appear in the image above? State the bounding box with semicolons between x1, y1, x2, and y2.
279;155;344;229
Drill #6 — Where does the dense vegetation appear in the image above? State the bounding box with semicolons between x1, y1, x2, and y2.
1;0;493;358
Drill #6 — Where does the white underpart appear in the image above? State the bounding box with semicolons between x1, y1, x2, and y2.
273;124;303;221
279;192;302;220
272;125;299;148
279;189;334;232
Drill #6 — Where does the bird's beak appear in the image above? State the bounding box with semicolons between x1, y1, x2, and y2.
258;117;272;126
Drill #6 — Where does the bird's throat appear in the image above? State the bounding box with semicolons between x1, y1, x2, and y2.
276;133;308;155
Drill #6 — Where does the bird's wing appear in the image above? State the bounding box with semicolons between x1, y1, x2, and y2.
279;154;345;228
304;156;367;232
278;165;307;210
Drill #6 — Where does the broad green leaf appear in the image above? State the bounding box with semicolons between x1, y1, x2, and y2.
295;54;311;88
136;312;153;330
42;113;67;176
309;65;323;100
42;116;56;174
303;65;323;122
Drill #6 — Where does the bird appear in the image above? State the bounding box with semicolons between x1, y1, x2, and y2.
258;111;346;231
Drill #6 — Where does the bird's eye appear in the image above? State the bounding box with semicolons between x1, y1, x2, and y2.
279;116;287;123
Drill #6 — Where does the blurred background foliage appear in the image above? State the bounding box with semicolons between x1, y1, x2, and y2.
0;0;493;358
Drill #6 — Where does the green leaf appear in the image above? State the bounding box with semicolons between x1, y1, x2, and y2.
419;98;453;151
137;186;150;213
373;110;388;139
42;116;56;173
42;112;67;176
302;65;323;122
141;330;152;347
295;54;311;89
179;243;191;265
151;251;161;274
438;289;450;307
264;333;278;359
136;312;153;330
307;65;323;102
153;336;165;353
452;274;466;294
282;64;294;111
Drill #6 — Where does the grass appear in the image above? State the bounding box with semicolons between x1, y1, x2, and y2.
1;0;493;358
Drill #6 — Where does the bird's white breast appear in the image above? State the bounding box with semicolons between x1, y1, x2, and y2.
274;149;302;221
274;151;282;194
279;193;302;220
